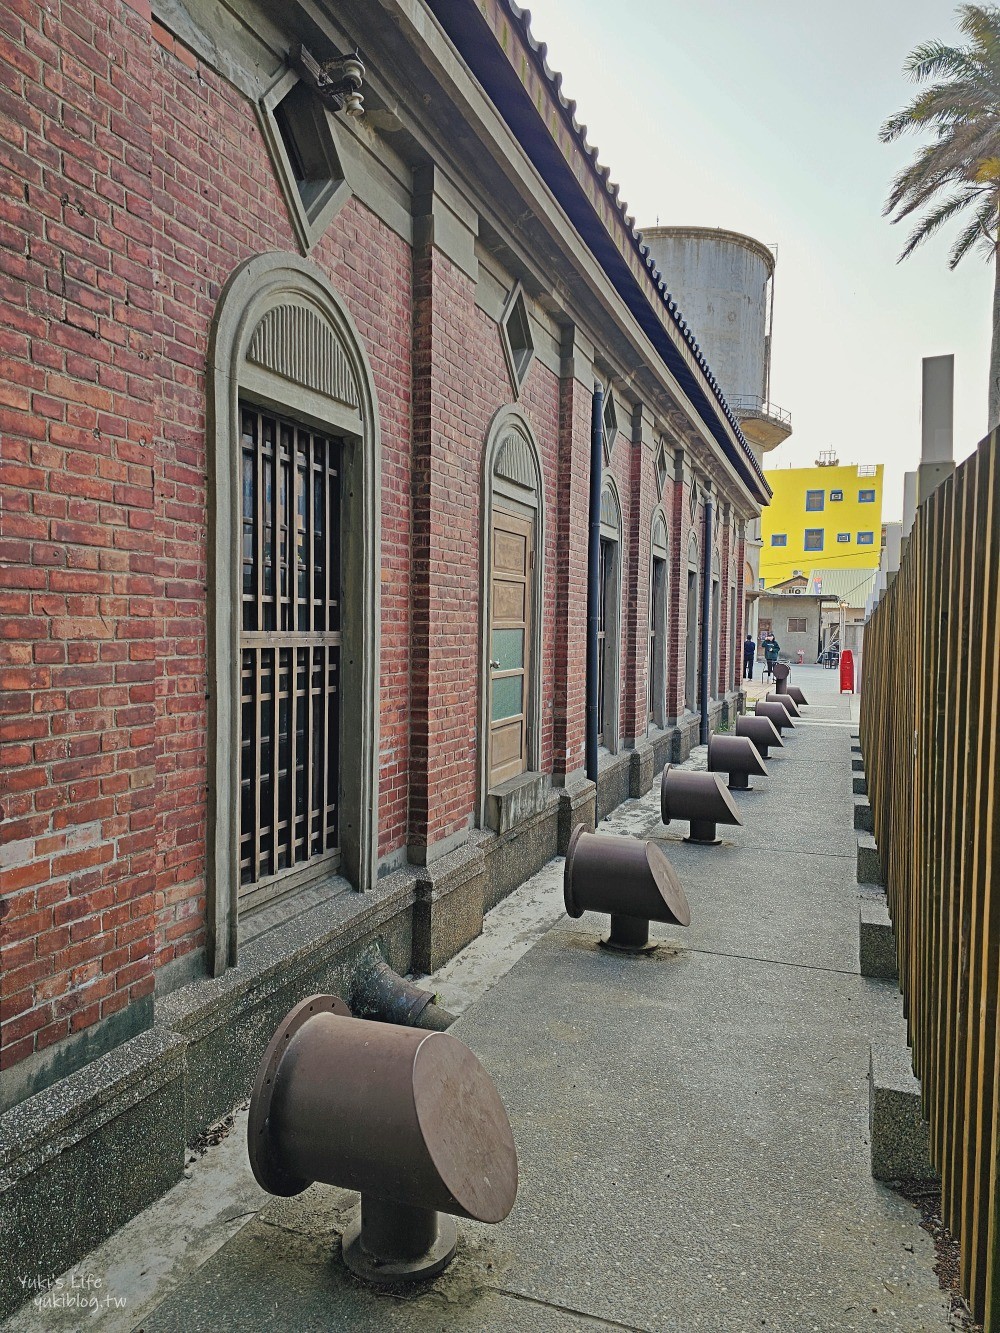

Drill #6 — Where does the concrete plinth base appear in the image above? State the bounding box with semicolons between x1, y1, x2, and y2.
853;797;874;833
860;899;897;979
857;831;884;886
869;1041;937;1182
853;773;868;795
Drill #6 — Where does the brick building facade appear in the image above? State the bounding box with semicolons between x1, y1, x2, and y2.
0;0;768;1305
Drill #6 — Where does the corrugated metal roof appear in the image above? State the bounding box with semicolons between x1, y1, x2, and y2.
806;568;878;604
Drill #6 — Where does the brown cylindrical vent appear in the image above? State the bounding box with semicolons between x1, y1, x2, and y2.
785;684;808;706
707;734;768;790
735;715;783;757
564;826;690;928
248;995;518;1284
755;700;794;731
772;661;790;688
766;691;801;718
660;765;743;844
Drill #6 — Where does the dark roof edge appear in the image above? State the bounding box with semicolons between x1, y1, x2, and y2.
421;0;769;503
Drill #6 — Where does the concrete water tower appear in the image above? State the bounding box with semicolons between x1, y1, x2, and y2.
640;226;791;456
642;225;793;640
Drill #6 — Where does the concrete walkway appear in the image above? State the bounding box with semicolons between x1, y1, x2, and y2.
4;667;956;1332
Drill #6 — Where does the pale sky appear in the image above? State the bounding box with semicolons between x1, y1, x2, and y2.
523;0;990;519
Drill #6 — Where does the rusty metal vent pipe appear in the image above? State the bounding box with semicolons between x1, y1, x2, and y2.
564;825;690;952
785;684;808;706
660;765;743;845
248;995;518;1285
348;947;455;1031
765;691;801;719
735;715;783;759
707;734;768;790
754;699;794;732
772;661;791;689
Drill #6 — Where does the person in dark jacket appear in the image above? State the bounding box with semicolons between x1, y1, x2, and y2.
743;634;756;680
762;632;781;681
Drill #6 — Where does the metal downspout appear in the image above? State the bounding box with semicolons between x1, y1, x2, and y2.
700;496;714;746
586;383;604;783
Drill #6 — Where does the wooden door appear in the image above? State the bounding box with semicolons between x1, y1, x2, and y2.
489;509;532;787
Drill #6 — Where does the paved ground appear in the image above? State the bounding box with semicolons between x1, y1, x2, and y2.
4;667;958;1332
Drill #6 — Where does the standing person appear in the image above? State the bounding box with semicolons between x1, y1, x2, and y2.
743;634;756;680
762;631;781;682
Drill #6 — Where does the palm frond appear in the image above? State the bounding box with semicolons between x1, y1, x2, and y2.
947;196;999;266
883;4;1000;272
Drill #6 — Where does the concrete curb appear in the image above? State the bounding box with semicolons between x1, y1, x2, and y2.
857;831;884;886
869;1041;937;1182
860;899;897;979
853;797;874;832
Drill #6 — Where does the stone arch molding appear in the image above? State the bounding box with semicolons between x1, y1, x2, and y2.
207;252;381;975
478;406;545;826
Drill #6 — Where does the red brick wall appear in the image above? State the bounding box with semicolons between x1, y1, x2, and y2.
0;6;416;1071
0;0;754;1079
409;242;561;851
0;0;161;1068
552;374;592;776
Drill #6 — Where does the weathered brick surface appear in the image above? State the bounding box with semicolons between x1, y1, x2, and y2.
1;0;159;1066
1;6;753;1074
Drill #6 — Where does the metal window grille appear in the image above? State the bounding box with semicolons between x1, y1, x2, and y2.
239;405;341;904
788;617;807;633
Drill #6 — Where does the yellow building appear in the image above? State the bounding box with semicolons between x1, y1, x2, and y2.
760;462;884;587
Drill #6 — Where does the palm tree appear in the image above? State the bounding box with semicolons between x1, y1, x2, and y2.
880;5;1000;430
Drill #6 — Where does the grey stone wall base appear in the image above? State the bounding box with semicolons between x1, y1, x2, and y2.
628;740;656;798
670;713;700;763
869;1040;938;1182
485;770;548;834
478;796;560;911
857;831;884;886
596;749;632;821
853;797;874;833
853;773;868;795
860;898;897;979
852;756;865;772
851;742;862;756
0;993;154;1115
648;727;675;776
413;843;487;973
0;1027;187;1320
557;776;596;854
157;875;418;1142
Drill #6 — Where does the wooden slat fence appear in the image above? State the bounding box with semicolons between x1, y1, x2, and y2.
860;429;1000;1329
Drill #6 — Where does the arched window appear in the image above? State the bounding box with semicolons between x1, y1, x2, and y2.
598;481;622;752
208;253;380;973
649;511;669;728
480;410;544;814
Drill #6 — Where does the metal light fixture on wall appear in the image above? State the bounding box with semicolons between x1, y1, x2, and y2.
292;44;366;117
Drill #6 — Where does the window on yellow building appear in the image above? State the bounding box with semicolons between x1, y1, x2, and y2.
805;489;824;511
771;534;787;547
858;531;874;545
859;489;875;503
836;532;850;543
804;529;824;552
